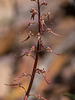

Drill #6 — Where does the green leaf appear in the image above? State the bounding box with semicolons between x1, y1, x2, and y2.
64;93;75;99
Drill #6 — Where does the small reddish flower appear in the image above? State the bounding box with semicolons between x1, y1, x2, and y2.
14;72;31;81
37;33;41;40
46;28;63;37
30;8;37;14
41;1;47;6
40;16;47;31
30;46;35;52
21;20;37;34
36;68;50;84
20;31;34;43
36;94;48;100
46;46;61;55
30;8;37;20
24;95;28;100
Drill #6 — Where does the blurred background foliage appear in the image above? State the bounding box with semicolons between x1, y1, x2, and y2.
0;0;75;100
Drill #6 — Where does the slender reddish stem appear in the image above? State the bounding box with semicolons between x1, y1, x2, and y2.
26;0;41;97
38;0;41;33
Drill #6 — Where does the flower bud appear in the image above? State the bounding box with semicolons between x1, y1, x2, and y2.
46;47;51;52
29;20;35;25
29;31;34;36
27;53;30;56
46;28;51;32
40;16;44;24
30;8;37;14
24;95;28;100
31;46;35;51
37;33;41;40
43;12;50;17
41;1;47;6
